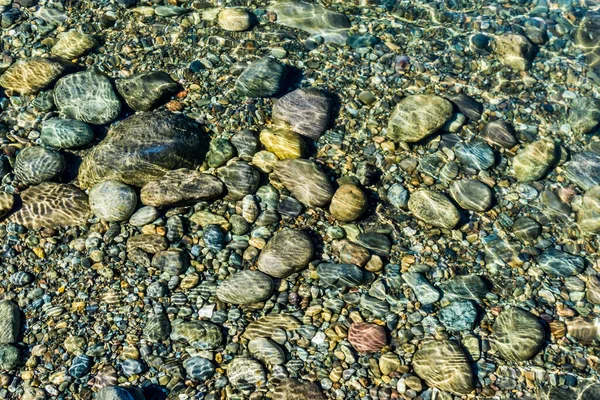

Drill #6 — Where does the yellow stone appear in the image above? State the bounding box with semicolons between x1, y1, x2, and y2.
329;184;367;222
259;127;305;160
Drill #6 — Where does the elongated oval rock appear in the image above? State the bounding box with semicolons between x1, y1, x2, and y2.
0;301;20;344
259;127;305;159
537;248;585;277
329;184;367;221
115;71;178;112
40;118;95;149
9;183;90;229
235;57;286;98
413;340;474;395
408;189;460;229
218;8;253;31
227;357;266;388
216;270;273;304
242;314;301;340
449;179;493;212
273;378;326;400
78;111;206;188
217;161;260;201
317;263;363;289
140;169;223;207
170;321;222;350
0;57;69;94
54;70;121;125
491;308;544;361
14;146;65;185
348;322;387;353
248;337;285;365
578;186;600;233
513;139;557;182
257;228;313;278
183;356;215;381
272;88;332;140
274;159;334;207
564;151;600;191
387;95;453;143
51;30;97;59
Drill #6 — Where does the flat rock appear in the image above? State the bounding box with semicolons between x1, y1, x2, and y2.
0;57;69;94
491;308;544;361
564;151;600;191
14;146;65;185
494;33;536;71
0;344;19;371
268;0;350;44
235;57;286;98
568;97;600;135
450;179;493;212
140;169;223;207
51;30;97;59
257;228;313;278
183;357;215;381
9;183;90;229
127;234;168;254
413;340;474;395
227;357;265;389
482;120;517;149
274;159;334;207
216;270;273;304
272;88;331;140
387;95;453;143
0;301;20;344
78;111;206;188
408;189;460;229
578;186;600;233
439;275;489;302
259;127;305;159
216;161;260;201
89;180;137;222
53;70;121;125
248;337;285;365
116;71;178;111
537;248;585;277
40;118;94;149
438;301;477;332
242;314;301;340
317;263;363;288
170;321;222;350
218;8;253;31
454;140;495;171
513;139;557;182
273;378;326;400
348;322;387;353
403;272;440;305
447;94;483;120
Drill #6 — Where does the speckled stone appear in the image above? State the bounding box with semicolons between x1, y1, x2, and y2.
217;160;260;201
51;30;97;59
513;139;557;182
274;159;334;207
140;169;223;207
78;111;206;188
494;34;536;71
259;127;305;159
413;340;474;395
248;337;285;365
537;248;585;277
268;0;350;44
348;322;387;353
170;321;222;350
491;308;544;361
227;357;266;389
89;181;137;222
272;88;331;140
408;189;460;229
0;301;20;344
0;344;19;371
0;57;69;94
257;228;313;278
449;179;493;212
218;8;253;31
115;71;178;112
329;184;367;221
273;378;326;400
40;118;94;149
568;97;600;135
0;192;14;219
242;314;301;340
235;57;286;98
216;270;273;304
9;183;90;229
14;146;65;185
579;186;600;233
438;301;477;332
53;70;121;125
387;95;453;143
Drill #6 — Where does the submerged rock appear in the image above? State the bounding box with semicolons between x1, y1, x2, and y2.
0;57;69;94
450;179;493;212
348;322;387;353
408;189;460;229
89;181;137;222
329;184;367;221
218;8;253;31
116;71;178;112
259;127;305;159
537;248;585;277
257;228;313;278
235;57;287;98
272;88;331;140
568;97;600;135
491;308;544;361
51;30;97;59
53;70;121;125
268;0;350;44
564;151;600;191
216;270;273;304
494;33;536;71
140;169;223;207
78;111;206;188
10;183;90;229
578;186;600;234
513;139;557;182
387;95;453;143
14;146;65;185
40;118;94;149
217;161;260;201
413;340;473;395
273;378;326;400
274;159;334;207
170;321;222;350
0;301;20;344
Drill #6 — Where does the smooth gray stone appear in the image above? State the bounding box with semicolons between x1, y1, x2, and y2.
0;301;20;344
403;272;440;305
537;248;585;277
116;71;178;111
317;263;363;288
564;151;600;190
216;270;273;304
235;57;286;97
40;118;94;149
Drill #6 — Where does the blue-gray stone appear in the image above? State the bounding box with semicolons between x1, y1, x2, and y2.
454;140;495;170
183;356;215;381
317;263;363;288
69;354;92;378
438;301;477;332
537;248;585;277
564;151;600;191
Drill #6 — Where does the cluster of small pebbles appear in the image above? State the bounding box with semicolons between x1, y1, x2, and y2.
0;0;598;399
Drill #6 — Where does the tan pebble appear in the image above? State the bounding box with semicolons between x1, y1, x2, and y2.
329;184;367;222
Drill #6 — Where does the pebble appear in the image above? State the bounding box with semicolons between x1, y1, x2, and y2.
348;322;387;353
257;228;313;278
40;118;94;149
491;308;544;361
218;8;253;31
450;179;493;212
482;120;517;149
578;186;600;233
89;180;137;222
513;139;557;182
454;140;495;171
564;151;600;191
274;159;334;207
235;57;287;98
216;270;273;304
273;378;326;400
0;57;68;94
0;344;19;371
317;263;363;289
272;88;331;140
0;301;20;344
259;127;305;159
183;357;215;381
537;248;585;277
248;337;285;365
0;192;13;218
170;321;222;350
403;272;440;305
329;184;367;221
129;206;159;226
568;97;600;135
115;71;178;112
438;301;477;332
14;146;65;185
51;30;97;59
494;33;536;71
227;357;266;389
387;95;453;143
407;189;460;229
217;160;260;201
